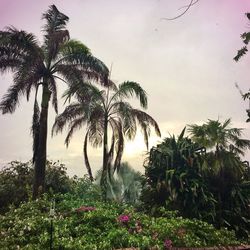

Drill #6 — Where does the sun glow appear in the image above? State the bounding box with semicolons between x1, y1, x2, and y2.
123;133;159;158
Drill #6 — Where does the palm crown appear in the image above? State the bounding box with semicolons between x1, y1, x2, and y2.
188;119;250;156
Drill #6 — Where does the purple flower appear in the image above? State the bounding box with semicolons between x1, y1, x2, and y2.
118;214;130;223
164;239;172;249
76;206;96;213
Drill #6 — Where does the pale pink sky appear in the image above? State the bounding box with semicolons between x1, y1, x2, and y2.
0;0;250;176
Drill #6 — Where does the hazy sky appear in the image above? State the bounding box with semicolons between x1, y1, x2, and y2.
0;0;250;176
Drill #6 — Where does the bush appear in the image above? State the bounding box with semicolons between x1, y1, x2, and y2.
0;193;242;250
0;160;72;213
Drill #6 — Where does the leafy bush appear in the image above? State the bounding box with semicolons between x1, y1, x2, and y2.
141;128;250;240
0;160;72;213
95;162;143;204
0;193;241;250
141;129;216;221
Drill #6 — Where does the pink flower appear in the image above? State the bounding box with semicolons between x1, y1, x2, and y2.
118;214;130;223
76;206;96;212
164;239;172;249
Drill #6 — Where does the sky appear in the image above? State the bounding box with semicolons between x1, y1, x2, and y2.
0;0;250;177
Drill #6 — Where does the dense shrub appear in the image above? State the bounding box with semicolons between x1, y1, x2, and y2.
0;193;241;250
141;129;216;221
141;129;250;240
0;160;72;213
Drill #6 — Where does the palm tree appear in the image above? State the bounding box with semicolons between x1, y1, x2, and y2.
0;5;109;198
188;119;250;156
188;119;250;184
52;81;161;198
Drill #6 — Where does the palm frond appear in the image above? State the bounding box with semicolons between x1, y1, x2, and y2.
132;109;161;137
42;5;69;33
112;81;148;108
0;83;23;114
87;107;105;148
42;5;70;63
62;77;104;105
88;122;103;148
55;39;110;85
140;121;150;149
52;103;84;136
234;46;248;61
112;101;137;140
0;58;21;73
65;117;85;147
0;27;42;60
48;77;58;113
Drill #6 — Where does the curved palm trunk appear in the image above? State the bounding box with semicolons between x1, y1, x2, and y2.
101;115;109;200
33;84;51;199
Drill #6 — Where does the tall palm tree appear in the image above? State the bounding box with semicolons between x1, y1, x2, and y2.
52;81;161;198
0;5;109;198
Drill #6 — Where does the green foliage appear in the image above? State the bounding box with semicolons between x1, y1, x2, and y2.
189;119;250;239
0;4;110;197
142;123;250;240
95;162;143;204
234;13;250;61
52;78;160;198
0;193;241;250
0;160;72;213
68;175;102;201
234;13;250;123
141;128;216;221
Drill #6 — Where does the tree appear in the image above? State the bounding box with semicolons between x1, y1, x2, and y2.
142;128;215;220
52;81;161;198
188;119;250;238
0;5;109;198
234;13;250;62
0;160;72;213
188;119;250;156
234;13;250;122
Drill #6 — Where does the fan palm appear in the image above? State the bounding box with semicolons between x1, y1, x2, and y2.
188;119;250;181
188;119;250;156
95;162;143;203
0;5;109;198
52;81;161;198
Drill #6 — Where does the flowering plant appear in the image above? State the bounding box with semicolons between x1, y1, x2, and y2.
118;214;130;224
164;239;172;249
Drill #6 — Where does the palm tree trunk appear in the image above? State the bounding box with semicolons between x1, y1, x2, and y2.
33;85;51;199
101;115;108;200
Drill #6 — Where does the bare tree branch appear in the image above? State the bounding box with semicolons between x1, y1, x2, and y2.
161;0;199;21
